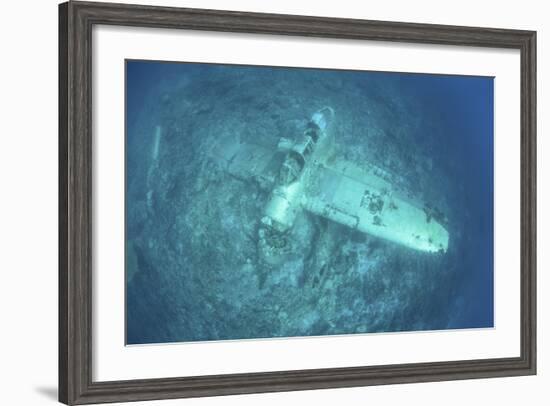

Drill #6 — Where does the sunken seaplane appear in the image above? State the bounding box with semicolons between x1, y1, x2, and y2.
210;107;449;265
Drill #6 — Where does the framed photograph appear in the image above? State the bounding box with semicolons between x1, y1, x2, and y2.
59;1;536;404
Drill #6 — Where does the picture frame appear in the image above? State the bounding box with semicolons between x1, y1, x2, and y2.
59;1;537;404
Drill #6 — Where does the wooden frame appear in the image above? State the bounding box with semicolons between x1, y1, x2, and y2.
59;1;536;404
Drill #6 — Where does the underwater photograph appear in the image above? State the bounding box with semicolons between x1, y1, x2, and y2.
125;60;494;345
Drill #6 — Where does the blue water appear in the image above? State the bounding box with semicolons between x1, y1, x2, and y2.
125;60;494;344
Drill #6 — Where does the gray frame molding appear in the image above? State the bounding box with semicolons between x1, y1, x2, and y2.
59;1;536;404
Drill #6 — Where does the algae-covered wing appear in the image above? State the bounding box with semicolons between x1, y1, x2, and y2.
209;136;285;190
303;160;449;253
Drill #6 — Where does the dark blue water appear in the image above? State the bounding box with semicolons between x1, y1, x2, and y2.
125;60;493;344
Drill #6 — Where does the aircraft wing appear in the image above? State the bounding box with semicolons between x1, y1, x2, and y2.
209;136;285;190
303;160;449;253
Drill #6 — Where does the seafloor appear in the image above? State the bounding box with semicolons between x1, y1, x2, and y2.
126;62;494;344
